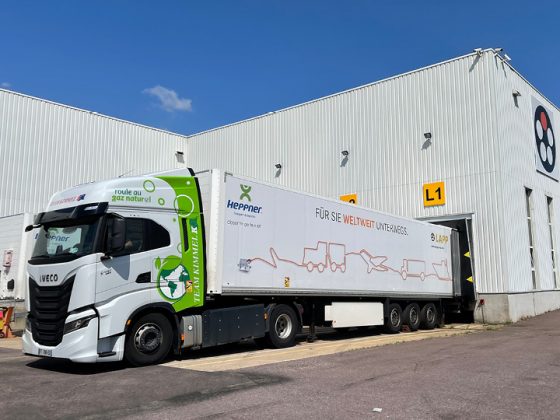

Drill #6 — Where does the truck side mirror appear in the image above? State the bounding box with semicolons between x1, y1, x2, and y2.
109;217;126;253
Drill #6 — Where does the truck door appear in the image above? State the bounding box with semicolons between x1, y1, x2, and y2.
95;217;161;304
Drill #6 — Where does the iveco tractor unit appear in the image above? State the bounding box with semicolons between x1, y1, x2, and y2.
23;168;467;365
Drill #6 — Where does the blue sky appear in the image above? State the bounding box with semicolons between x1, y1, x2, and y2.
1;1;558;135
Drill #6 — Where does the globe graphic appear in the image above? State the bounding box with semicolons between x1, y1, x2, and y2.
159;264;190;300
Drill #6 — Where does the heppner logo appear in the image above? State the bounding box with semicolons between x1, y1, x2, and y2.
228;184;262;213
227;200;262;214
240;184;252;202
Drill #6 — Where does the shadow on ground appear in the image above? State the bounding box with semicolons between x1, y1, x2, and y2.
26;358;129;374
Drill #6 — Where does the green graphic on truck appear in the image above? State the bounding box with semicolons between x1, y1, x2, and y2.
153;176;205;312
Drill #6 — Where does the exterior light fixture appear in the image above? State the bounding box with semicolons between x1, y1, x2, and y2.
275;163;282;169
341;150;349;157
424;132;432;140
175;151;184;156
512;90;521;97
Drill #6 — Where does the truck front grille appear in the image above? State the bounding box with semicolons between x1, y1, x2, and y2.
28;277;75;346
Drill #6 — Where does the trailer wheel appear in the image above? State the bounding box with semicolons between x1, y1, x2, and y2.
420;303;438;330
403;303;421;331
383;303;402;334
125;313;173;366
266;304;299;348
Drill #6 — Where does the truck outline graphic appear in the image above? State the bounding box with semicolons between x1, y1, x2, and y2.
246;241;451;281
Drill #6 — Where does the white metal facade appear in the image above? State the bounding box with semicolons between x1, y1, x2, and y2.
0;89;188;217
0;90;188;300
0;213;33;299
186;50;560;322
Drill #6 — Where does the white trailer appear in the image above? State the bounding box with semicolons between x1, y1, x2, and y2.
22;169;464;365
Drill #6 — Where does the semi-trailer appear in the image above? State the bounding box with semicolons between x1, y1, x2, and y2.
22;168;466;365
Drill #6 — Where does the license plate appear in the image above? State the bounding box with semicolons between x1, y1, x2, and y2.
38;348;52;357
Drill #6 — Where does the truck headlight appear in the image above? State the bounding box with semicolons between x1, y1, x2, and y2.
63;314;96;335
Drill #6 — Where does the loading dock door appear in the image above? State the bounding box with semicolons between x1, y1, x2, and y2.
419;216;476;313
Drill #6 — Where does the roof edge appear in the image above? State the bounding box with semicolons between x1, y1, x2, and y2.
0;88;189;139
493;53;560;113
187;48;495;139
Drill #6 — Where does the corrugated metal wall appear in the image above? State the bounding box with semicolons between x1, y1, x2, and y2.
187;51;507;294
494;58;560;294
0;213;33;300
0;90;188;217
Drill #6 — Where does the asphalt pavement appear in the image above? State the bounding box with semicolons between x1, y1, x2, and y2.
2;311;560;419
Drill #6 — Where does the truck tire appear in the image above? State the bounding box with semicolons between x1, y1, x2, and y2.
403;303;421;331
420;303;438;330
383;303;402;334
125;313;173;366
266;304;299;348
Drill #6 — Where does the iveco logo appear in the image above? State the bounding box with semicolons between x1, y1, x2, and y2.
40;274;58;283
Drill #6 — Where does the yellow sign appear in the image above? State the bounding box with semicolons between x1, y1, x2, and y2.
340;193;358;205
423;182;445;207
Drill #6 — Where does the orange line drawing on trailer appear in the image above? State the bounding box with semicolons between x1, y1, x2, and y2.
432;260;452;281
247;240;451;281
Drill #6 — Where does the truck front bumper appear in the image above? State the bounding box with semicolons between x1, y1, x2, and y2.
22;308;126;364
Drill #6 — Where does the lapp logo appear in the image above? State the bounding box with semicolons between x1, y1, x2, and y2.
39;274;58;283
240;185;252;202
77;194;86;201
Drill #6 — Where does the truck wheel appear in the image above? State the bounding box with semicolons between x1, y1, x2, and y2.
266;304;299;348
125;313;173;366
383;303;402;334
403;303;421;331
420;303;438;330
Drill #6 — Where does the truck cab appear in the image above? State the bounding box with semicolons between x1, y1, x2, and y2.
23;169;206;365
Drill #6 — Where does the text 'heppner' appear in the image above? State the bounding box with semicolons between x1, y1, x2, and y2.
227;200;263;214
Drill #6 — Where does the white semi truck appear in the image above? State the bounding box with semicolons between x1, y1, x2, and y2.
23;168;465;365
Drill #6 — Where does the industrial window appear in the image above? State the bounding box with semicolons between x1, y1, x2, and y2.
546;197;559;288
525;188;538;289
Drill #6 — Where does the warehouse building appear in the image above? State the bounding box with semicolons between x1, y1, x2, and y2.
0;91;188;301
1;48;559;324
186;49;560;324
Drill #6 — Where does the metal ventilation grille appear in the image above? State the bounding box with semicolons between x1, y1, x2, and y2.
28;276;75;346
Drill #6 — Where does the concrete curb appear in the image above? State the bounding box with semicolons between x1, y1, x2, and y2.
164;323;500;372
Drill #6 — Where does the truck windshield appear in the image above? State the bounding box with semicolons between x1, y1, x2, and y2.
30;217;102;264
